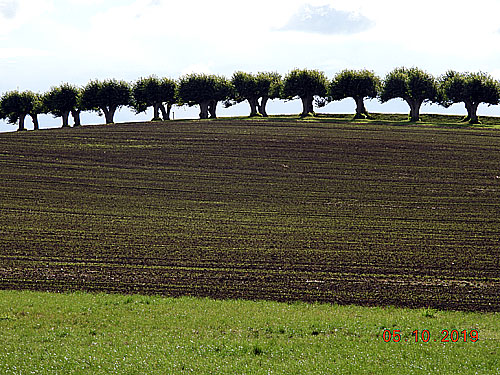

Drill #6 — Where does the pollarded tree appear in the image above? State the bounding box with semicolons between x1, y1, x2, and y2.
81;79;132;124
25;91;44;130
43;84;80;128
282;69;328;117
439;71;500;124
208;75;232;119
329;69;380;119
132;76;177;121
229;71;282;117
71;87;83;127
178;74;232;119
0;90;35;131
230;71;261;117
380;67;438;122
255;72;282;117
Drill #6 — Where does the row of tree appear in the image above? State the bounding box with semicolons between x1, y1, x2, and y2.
1;67;500;131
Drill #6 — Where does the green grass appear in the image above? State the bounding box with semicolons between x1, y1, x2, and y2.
0;290;498;374
231;112;500;129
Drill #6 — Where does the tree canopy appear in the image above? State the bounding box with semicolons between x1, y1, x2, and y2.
0;90;36;131
44;84;80;128
178;74;232;119
230;71;261;117
25;91;44;130
229;71;282;117
132;76;177;121
380;67;438;122
81;79;131;124
255;72;282;117
282;69;328;116
329;69;380;119
439;71;500;124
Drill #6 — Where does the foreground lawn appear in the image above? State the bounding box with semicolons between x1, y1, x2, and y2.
0;290;498;374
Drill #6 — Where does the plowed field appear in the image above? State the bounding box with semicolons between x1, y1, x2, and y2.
1;118;499;311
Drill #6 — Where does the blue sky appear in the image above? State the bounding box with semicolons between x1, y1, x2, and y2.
2;0;500;131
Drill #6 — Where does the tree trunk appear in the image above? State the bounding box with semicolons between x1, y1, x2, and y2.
353;96;368;119
167;104;172;120
199;101;210;119
102;107;110;124
72;110;81;127
300;96;314;117
407;99;422;122
31;114;39;130
469;102;480;124
160;103;171;120
18;114;27;131
258;96;269;117
103;106;116;124
248;97;259;117
462;101;473;123
152;103;161;121
110;107;117;124
208;100;217;119
62;111;70;128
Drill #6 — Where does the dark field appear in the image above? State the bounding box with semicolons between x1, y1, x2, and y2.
1;118;499;311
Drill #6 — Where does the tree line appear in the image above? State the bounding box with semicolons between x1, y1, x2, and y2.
1;67;499;131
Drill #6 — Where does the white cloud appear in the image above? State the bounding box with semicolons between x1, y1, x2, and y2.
280;4;374;35
2;1;500;95
0;0;19;19
180;63;214;76
87;0;290;40
0;0;52;35
0;47;49;58
357;0;500;55
66;0;106;4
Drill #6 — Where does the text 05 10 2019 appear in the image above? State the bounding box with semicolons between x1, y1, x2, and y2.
382;329;479;343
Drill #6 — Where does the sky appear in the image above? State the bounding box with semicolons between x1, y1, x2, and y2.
2;0;500;131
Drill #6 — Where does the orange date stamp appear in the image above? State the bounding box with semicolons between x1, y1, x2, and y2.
382;329;479;343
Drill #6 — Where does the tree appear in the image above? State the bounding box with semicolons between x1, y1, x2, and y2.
229;71;261;117
25;91;44;130
439;71;500;124
380;67;438;122
43;84;80;128
229;71;282;117
81;79;131;124
132;76;177;121
177;74;232;119
71;88;83;127
0;90;36;131
282;69;328;117
329;69;380;119
255;72;282;117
